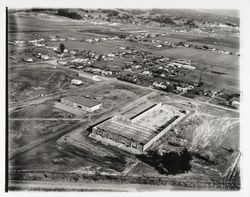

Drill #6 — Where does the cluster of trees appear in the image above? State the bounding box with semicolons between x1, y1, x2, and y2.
107;10;119;17
29;8;55;12
225;22;238;27
57;9;82;20
138;148;192;175
152;15;176;25
184;19;198;28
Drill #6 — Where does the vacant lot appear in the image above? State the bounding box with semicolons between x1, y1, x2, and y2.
9;138;104;172
10;100;77;118
8;64;95;104
9;66;80;103
9;120;77;150
65;81;150;115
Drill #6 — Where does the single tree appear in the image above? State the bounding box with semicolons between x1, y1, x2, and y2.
59;43;65;53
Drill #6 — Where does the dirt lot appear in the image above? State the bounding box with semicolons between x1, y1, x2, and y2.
64;81;150;115
9;138;103;172
58;127;137;173
10;100;77;118
9;120;78;150
164;95;239;174
9;125;137;174
8;66;81;103
126;92;240;179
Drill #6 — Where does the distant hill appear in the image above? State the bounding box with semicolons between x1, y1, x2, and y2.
8;8;240;27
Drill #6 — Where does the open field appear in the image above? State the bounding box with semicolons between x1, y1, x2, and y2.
64;81;151;115
9;120;78;151
9;65;80;103
168;32;239;49
9;136;103;172
152;47;239;70
47;40;120;55
10;100;76;118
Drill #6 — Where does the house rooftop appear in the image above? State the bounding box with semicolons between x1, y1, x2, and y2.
63;96;100;108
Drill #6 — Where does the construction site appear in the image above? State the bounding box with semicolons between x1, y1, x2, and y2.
90;103;188;154
7;8;241;191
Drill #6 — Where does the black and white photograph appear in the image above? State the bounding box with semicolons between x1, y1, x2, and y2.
1;0;250;195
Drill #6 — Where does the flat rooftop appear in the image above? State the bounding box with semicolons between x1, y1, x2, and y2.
99;119;156;144
94;103;185;144
63;96;101;108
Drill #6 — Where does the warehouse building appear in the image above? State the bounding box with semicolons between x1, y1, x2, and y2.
90;103;187;154
61;96;102;112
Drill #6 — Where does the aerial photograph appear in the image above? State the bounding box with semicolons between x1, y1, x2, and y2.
7;8;240;191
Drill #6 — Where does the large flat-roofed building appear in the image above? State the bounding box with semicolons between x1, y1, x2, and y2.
61;96;102;112
90;103;187;154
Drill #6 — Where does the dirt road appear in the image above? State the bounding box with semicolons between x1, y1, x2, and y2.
9;180;174;191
